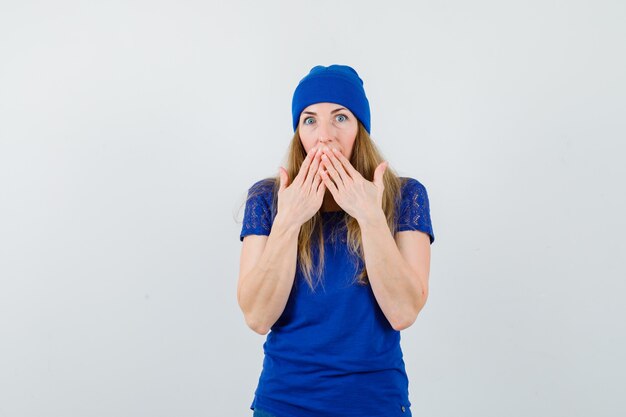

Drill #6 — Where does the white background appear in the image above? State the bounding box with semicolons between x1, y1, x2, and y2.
1;1;625;416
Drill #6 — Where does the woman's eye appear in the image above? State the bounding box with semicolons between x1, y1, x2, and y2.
336;114;347;122
303;117;314;125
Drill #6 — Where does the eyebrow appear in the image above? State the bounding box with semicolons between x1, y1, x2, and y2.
301;107;348;116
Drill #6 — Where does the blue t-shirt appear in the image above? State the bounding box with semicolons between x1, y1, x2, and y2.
240;177;435;417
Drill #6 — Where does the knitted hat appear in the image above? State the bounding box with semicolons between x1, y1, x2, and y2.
292;64;371;134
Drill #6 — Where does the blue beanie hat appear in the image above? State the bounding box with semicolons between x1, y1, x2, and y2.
292;64;371;134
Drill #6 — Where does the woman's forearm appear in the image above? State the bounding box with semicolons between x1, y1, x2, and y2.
358;209;426;331
238;214;301;335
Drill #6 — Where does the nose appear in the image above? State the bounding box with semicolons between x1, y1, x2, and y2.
317;120;335;144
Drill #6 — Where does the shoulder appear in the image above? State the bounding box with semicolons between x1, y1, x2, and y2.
398;176;429;199
246;177;277;204
399;176;426;187
244;177;278;219
248;177;276;194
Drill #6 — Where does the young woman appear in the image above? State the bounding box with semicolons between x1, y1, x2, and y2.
238;64;435;417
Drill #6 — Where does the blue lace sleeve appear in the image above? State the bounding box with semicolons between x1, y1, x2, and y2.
240;179;275;242
396;177;435;244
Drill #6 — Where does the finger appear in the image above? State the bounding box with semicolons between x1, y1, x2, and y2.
315;169;327;195
323;150;351;185
305;148;322;188
330;148;360;179
293;147;318;185
321;154;343;189
313;169;324;194
320;168;338;196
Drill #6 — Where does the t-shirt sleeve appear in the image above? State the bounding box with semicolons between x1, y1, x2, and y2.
240;180;275;242
396;177;435;244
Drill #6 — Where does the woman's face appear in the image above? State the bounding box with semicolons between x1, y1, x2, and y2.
298;102;358;160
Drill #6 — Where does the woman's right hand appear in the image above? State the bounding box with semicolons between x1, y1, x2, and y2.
276;146;326;228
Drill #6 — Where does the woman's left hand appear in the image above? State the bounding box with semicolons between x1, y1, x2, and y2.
319;146;388;223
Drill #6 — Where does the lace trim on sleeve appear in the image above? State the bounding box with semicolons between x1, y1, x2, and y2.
396;177;435;244
240;180;275;241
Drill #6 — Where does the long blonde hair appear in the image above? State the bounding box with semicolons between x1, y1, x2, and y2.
244;121;405;292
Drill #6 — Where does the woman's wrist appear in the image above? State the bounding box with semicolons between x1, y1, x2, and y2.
272;212;302;238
